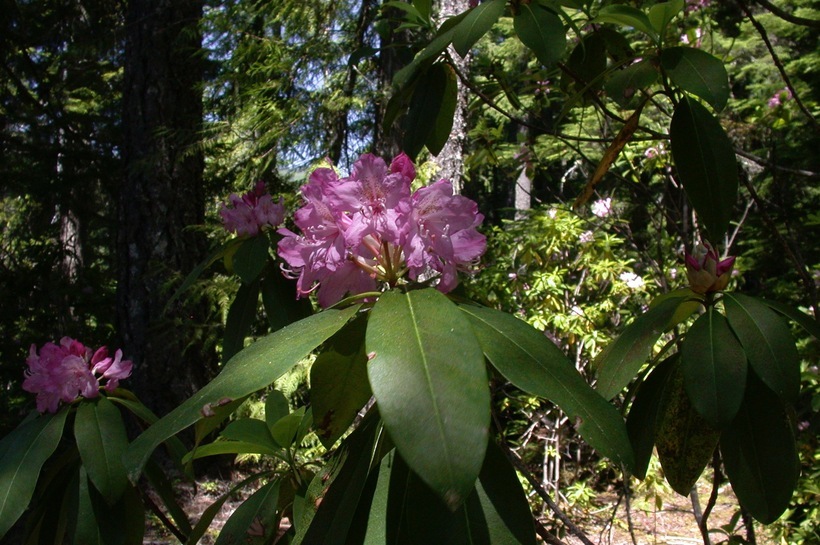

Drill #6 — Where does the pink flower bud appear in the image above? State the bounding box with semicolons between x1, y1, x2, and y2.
684;241;735;294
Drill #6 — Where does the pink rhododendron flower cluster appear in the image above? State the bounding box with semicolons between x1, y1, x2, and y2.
278;153;486;307
685;241;735;294
220;181;285;236
23;337;133;413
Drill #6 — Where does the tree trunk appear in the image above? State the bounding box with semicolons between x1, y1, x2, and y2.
431;0;471;193
119;0;214;416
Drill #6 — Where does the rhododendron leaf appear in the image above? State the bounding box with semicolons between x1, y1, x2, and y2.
605;58;659;109
194;396;247;449
265;390;290;432
670;96;738;240
721;373;799;524
460;303;635;471
222;279;261;363
404;63;454;158
184;440;284;463
648;0;684;35
760;299;820;340
0;408;68;540
514;3;566;67
75;397;130;505
124;305;360;481
232;235;270;285
594;294;690;400
312;347;372;449
293;415;380;545
144;460;193;536
626;354;678;479
425;63;458;156
75;467;104;545
367;289;489;510
655;366;720;495
221;418;280;451
724;293;800;403
270;407;307;448
261;272;312;332
593;5;657;40
215;479;280;545
661;47;729;112
75;468;144;545
452;0;505;58
681;308;747;429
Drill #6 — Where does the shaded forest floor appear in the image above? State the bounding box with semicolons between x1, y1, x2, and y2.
143;474;776;545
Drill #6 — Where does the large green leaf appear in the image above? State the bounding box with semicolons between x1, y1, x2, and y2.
595;294;692;400
593;5;657;40
260;270;313;332
367;289;489;509
222;278;261;363
655;366;720;495
514;3;566;67
293;415;379;545
605;58;659;109
661;47;729;112
215;479;281;545
648;0;684;36
626;354;678;479
232;235;270;285
460;303;634;471
721;372;799;524
452;0;505;57
74;397;130;505
403;63;456;158
724;293;800;403
311;319;372;448
425;63;458;156
0;408;68;540
221;418;281;451
124;305;360;481
670;96;738;240
681;308;747;429
760;298;820;340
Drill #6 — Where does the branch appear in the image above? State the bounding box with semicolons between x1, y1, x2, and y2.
735;148;819;179
753;0;820;29
736;1;820;131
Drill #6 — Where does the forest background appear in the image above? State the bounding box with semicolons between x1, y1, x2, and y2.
1;0;818;543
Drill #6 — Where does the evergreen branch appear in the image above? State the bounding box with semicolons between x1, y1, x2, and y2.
753;0;820;29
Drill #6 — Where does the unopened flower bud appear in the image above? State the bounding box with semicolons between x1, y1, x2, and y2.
684;241;735;294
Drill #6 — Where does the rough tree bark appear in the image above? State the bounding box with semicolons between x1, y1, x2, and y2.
119;0;214;417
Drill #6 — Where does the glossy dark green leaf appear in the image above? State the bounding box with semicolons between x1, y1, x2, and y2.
403;63;452;158
75;467;103;545
648;0;684;35
124;305;360;481
222;418;280;451
661;47;729;111
312;348;372;448
184;440;284;462
605;58;659;109
232;235;270;284
74;397;130;504
655;366;720;495
460;303;634;471
681;308;747;429
563;32;607;97
724;293;800;403
452;0;505;57
626;354;678;479
413;0;432;20
265;390;290;432
75;467;144;545
269;407;306;448
595;294;691;400
215;479;281;545
260;270;313;332
425;63;458;156
514;3;566;67
670;96;738;240
761;298;820;340
0;408;68;540
367;289;489;509
292;415;379;545
144;459;193;536
593;5;657;39
223;278;260;363
721;373;799;524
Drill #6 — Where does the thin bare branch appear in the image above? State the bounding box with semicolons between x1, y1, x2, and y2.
754;0;820;29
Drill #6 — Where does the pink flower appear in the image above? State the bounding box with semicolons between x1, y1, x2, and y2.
23;337;133;413
220;181;285;236
277;153;485;307
591;198;612;218
685;241;735;294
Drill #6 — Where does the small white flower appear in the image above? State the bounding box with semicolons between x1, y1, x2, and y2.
578;231;594;243
591;198;612;218
619;271;644;289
